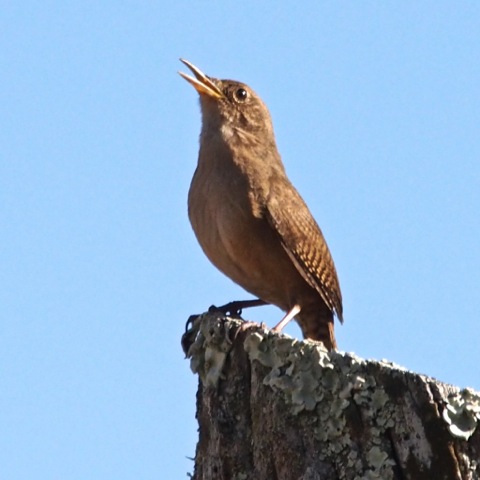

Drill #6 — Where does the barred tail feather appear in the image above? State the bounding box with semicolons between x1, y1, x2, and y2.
297;312;337;351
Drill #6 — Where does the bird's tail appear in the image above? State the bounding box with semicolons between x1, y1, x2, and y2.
297;311;337;351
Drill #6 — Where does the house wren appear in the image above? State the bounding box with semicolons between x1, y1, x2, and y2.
179;59;343;350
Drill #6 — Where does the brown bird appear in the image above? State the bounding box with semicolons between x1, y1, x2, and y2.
179;59;343;350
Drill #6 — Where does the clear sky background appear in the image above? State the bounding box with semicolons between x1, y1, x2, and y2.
1;2;479;479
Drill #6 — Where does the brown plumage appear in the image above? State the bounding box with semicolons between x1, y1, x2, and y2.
179;59;343;350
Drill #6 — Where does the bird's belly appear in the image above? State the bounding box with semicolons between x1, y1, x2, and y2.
188;173;308;310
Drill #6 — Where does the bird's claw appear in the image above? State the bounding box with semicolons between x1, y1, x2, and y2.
208;303;243;318
184;314;200;333
182;314;204;356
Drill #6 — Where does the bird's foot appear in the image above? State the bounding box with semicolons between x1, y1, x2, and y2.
181;314;204;355
208;303;243;318
209;299;268;318
184;314;200;333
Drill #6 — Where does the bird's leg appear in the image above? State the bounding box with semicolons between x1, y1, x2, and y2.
209;299;268;318
207;299;268;341
272;304;301;332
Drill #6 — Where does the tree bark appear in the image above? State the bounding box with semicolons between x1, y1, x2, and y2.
182;313;480;480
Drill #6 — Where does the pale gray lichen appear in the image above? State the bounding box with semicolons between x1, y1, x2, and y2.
186;315;479;477
353;470;387;480
443;387;480;440
244;332;336;414
366;445;395;469
351;445;396;480
233;473;247;480
379;359;409;372
243;328;417;477
185;313;240;387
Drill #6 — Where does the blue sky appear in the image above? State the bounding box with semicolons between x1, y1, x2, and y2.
1;2;479;479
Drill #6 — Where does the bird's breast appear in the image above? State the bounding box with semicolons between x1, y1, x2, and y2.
188;152;256;276
187;149;306;309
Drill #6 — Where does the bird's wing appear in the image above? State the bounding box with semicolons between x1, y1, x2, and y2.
265;181;343;322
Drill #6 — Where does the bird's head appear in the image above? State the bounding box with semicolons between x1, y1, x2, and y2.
179;59;275;143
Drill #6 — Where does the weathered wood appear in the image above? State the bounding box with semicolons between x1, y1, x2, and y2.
182;313;480;480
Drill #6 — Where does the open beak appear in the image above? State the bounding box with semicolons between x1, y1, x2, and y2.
178;59;224;99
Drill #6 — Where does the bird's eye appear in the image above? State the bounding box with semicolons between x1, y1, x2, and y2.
234;88;248;102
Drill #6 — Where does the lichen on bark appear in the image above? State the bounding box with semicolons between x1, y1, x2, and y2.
182;313;480;480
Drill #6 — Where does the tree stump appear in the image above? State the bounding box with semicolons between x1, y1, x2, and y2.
182;313;480;480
